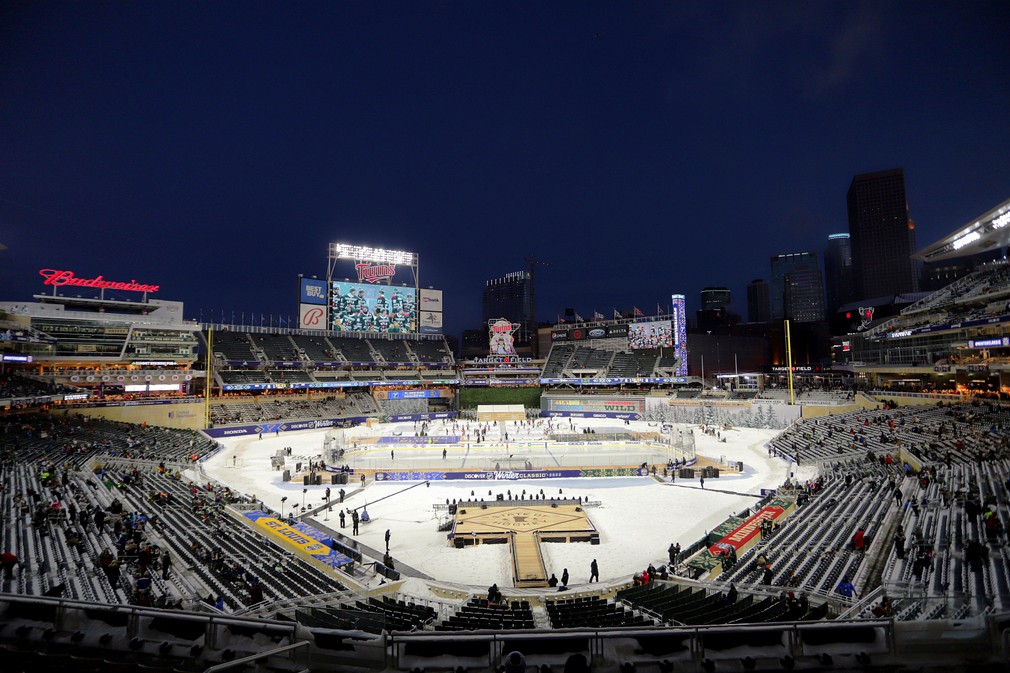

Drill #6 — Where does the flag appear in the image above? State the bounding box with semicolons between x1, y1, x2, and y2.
558;315;566;324
657;303;663;315
633;306;644;317
575;312;584;322
613;308;621;319
593;311;605;321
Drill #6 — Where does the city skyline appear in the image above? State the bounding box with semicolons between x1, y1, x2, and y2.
1;2;1008;340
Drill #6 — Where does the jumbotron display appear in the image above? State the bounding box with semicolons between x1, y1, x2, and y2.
329;281;417;333
628;320;673;349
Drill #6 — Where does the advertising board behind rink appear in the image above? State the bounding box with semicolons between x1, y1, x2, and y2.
545;397;645;413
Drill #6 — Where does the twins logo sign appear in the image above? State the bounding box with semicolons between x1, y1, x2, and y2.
488;317;519;355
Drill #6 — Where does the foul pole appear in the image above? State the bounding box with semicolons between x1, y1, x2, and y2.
784;319;795;405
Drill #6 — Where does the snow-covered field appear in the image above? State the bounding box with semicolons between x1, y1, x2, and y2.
200;419;802;592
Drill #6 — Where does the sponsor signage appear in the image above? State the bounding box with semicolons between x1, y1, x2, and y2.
39;268;159;293
373;467;649;481
463;377;540;387
606;324;629;338
299;277;328;305
385;412;456;422
707;506;786;556
203;416;369;437
540;377;686;385
969;337;1009;348
245;511;352;568
0;354;33;363
544;411;641;420
550;324;628;342
299;303;326;329
471;356;534;365
419;310;443;334
547;398;644;413
386;389;441;399
419;288;443;311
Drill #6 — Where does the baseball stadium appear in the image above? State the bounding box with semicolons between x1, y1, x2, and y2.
2;206;1010;673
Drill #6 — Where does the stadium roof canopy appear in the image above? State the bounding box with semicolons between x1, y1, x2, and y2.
914;197;1010;262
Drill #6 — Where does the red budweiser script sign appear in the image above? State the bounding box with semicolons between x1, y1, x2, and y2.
39;269;160;293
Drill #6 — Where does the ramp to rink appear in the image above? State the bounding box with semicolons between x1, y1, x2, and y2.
477;404;525;422
511;532;548;588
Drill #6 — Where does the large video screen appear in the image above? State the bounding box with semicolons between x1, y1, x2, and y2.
628;320;673;350
329;281;417;333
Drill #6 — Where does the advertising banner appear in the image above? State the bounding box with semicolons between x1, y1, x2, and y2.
330;281;417;333
605;324;629;338
202;416;368;437
543;411;641;420
708;505;786;556
384;411;457;422
299;277;328;305
299;303;327;330
386;389;441;399
550;329;569;341
419;288;443;312
244;511;352;568
628;320;673;349
419;310;443;334
545;397;645;413
373;466;649;481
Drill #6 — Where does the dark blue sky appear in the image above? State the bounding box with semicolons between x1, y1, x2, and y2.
2;1;1009;338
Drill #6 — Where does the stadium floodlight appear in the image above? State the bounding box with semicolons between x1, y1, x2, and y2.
330;243;417;266
952;231;981;250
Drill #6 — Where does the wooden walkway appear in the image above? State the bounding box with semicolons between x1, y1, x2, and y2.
512;532;548;588
451;503;597;588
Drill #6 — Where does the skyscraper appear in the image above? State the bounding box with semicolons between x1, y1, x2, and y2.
746;279;771;323
823;233;855;314
847;168;918;298
771;252;825;323
482;271;533;341
700;287;731;310
697;287;733;331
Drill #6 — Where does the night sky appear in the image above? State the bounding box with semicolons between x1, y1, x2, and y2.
2;2;1009;340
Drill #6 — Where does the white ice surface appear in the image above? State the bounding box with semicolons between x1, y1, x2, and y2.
199;420;796;590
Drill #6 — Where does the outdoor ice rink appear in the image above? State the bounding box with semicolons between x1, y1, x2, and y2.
199;418;808;594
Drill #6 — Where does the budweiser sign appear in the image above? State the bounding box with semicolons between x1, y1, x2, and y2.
355;263;396;284
39;269;160;293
